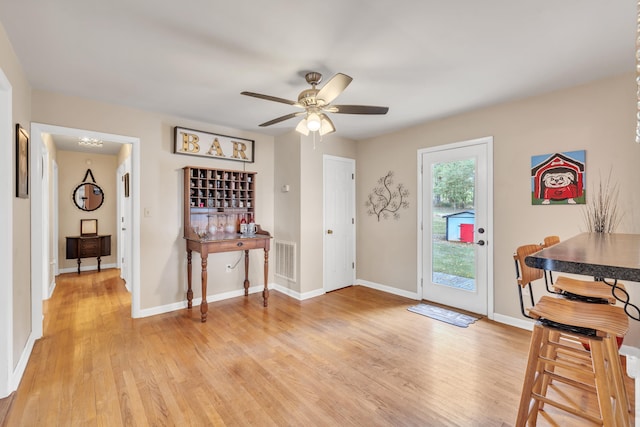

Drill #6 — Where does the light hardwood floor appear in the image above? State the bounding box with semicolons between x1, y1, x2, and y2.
4;269;634;426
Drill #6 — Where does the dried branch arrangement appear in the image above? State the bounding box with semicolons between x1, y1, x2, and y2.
582;169;622;233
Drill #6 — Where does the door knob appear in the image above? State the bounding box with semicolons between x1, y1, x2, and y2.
476;240;486;246
327;229;333;234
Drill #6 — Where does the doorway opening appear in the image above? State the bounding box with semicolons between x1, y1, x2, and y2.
30;123;141;340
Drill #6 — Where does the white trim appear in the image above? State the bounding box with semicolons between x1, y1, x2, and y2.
41;144;50;304
0;67;13;398
492;313;534;331
357;279;420;300
58;263;119;275
53;162;59;277
30;124;142;337
9;332;36;393
271;283;325;301
416;136;494;319
138;283;278;318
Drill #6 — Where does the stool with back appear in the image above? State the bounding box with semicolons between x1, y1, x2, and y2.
514;244;631;426
542;235;628;305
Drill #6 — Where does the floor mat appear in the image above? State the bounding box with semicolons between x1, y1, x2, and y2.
407;303;478;328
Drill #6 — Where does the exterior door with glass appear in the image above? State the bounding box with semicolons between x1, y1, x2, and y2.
419;137;492;315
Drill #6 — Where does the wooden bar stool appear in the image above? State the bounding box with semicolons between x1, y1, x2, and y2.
516;296;630;426
514;244;631;426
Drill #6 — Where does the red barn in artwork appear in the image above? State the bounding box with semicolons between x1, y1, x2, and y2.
531;153;584;204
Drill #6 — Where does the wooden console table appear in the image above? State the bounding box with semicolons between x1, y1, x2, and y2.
65;235;111;274
186;232;271;322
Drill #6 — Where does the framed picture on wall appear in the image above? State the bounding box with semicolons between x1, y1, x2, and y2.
16;124;29;198
531;150;586;205
124;172;130;197
80;219;98;236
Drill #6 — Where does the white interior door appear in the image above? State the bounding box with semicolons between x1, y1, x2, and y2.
419;138;493;315
323;155;355;292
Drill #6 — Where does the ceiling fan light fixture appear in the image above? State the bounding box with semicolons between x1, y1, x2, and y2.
306;112;321;132
242;71;388;137
319;117;335;136
295;119;310;136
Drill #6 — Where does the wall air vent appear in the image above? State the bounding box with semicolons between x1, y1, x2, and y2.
275;240;296;282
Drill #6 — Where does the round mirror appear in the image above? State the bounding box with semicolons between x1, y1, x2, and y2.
73;183;104;211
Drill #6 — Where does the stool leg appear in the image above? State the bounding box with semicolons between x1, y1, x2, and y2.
516;323;546;426
604;335;630;426
537;328;562;410
589;338;616;426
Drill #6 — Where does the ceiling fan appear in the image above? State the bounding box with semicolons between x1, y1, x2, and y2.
241;71;389;136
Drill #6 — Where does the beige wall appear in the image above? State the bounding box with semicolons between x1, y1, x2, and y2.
273;132;357;295
356;72;640;345
273;131;301;292
57;150;118;271
299;134;357;294
0;22;32;371
31;91;275;310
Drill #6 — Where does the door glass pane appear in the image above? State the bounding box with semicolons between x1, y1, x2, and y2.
431;158;476;291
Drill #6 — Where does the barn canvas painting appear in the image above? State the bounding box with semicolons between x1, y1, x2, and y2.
531;150;586;205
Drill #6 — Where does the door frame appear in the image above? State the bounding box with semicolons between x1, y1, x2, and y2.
30;123;142;336
0;67;13;398
117;157;132;291
416;136;494;319
323;155;356;292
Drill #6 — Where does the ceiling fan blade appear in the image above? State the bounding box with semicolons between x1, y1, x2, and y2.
316;73;353;104
241;91;298;106
259;112;305;127
328;105;389;115
319;114;335;136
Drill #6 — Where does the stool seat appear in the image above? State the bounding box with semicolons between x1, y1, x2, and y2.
553;276;627;305
529;296;628;337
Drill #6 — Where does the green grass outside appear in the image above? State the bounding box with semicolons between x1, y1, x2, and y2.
432;207;475;279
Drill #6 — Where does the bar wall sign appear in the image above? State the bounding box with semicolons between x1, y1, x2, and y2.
173;126;255;163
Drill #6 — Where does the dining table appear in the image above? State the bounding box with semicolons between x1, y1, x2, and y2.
525;232;640;426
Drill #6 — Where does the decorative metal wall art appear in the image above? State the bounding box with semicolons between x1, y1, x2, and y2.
365;171;409;221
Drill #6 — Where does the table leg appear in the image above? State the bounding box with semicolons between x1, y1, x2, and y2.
97;256;102;272
263;249;269;307
243;249;250;296
77;258;81;274
186;249;193;309
200;253;208;323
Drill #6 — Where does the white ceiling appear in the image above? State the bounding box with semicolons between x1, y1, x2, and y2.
0;1;636;141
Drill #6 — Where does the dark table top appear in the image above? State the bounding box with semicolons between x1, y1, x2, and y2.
525;232;640;283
